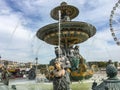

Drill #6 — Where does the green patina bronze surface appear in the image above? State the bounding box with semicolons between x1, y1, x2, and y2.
92;61;120;90
36;2;96;83
37;21;96;46
36;2;96;47
50;2;79;20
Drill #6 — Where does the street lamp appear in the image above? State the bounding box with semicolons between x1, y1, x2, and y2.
0;55;1;65
35;57;38;75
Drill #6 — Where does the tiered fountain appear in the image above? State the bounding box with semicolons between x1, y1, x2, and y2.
36;2;96;81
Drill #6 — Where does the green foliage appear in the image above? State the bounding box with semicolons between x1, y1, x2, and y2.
37;64;48;69
98;62;107;68
114;61;118;68
88;61;107;68
70;76;84;81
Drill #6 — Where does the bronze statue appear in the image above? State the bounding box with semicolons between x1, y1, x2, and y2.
52;61;71;90
54;46;71;69
1;67;10;85
28;66;36;80
92;60;120;90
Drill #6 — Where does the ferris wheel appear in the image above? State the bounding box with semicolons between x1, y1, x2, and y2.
109;0;120;46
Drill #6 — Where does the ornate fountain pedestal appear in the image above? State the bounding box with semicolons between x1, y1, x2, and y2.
36;2;96;82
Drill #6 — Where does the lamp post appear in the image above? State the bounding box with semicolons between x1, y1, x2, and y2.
0;55;1;68
0;55;2;64
35;57;38;75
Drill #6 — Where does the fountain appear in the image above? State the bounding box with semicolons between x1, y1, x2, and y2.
36;2;96;81
0;2;97;90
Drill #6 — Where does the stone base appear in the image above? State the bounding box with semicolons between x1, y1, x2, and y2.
0;85;9;90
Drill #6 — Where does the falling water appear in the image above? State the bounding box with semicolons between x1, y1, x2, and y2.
30;34;54;65
30;35;46;58
6;21;20;49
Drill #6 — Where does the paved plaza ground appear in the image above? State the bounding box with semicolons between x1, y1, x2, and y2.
0;71;120;90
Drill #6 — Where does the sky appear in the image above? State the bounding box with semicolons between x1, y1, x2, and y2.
0;0;120;64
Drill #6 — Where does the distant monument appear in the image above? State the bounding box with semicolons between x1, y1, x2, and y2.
92;60;120;90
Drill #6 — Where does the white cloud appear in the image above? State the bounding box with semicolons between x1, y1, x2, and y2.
0;0;12;14
0;2;35;62
80;27;120;61
0;0;120;64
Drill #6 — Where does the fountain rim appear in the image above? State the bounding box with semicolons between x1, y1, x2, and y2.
36;21;96;40
50;4;79;20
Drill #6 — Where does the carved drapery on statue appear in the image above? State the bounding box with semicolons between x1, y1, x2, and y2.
51;60;71;90
53;71;71;90
48;45;91;81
